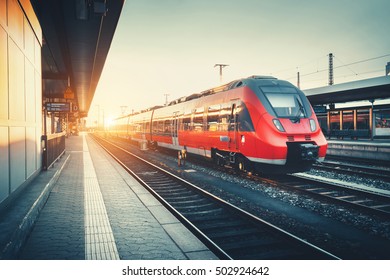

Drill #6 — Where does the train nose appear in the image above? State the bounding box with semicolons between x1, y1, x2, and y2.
287;142;319;163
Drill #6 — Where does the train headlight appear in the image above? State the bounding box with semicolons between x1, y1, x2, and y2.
309;119;317;132
273;119;285;132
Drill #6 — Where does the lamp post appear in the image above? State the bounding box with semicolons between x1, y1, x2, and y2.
95;105;100;130
120;106;128;115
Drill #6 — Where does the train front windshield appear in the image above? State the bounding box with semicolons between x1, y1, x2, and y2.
265;91;307;118
256;80;313;119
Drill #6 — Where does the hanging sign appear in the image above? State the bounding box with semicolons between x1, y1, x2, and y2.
64;86;74;99
46;102;70;112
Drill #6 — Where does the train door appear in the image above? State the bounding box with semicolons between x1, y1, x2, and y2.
228;103;239;150
171;112;179;147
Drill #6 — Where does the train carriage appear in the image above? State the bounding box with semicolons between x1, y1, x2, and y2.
110;76;327;173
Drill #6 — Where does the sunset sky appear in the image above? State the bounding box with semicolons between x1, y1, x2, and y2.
88;0;390;125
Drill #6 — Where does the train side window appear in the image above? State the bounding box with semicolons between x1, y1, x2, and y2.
153;120;164;134
129;123;134;133
228;103;237;131
159;120;165;134
152;121;158;134
164;119;171;134
219;103;230;132
193;107;204;132
237;102;255;132
182;113;191;131
134;123;139;132
207;104;220;131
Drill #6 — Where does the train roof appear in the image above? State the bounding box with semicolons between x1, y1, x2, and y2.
167;75;278;106
117;75;279;119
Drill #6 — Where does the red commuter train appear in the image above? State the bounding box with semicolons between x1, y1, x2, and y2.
110;76;327;173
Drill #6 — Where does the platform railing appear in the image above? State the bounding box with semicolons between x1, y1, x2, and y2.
41;132;66;170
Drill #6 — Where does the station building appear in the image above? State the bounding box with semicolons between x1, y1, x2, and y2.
304;75;390;140
0;0;42;205
0;0;123;208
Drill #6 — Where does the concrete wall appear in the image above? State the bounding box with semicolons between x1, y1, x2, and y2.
0;0;42;204
327;141;390;161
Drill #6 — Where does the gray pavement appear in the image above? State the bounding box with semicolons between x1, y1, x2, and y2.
1;133;217;260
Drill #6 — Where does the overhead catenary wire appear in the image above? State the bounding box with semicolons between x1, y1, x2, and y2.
282;53;390;82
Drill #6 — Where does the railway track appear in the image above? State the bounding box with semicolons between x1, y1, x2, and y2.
101;135;390;218
102;135;390;218
263;173;390;218
176;149;390;218
91;134;339;260
313;160;390;182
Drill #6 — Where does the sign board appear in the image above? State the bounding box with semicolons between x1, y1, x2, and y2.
46;102;70;112
313;105;327;114
64;86;74;99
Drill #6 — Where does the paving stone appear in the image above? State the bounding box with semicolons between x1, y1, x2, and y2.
5;134;218;260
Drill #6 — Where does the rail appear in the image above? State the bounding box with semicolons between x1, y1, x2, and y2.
41;132;66;170
92;134;339;260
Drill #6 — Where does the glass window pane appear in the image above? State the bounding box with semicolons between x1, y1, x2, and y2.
265;93;306;118
207;105;220;132
193;108;204;132
330;111;340;130
357;110;369;129
342;111;353;130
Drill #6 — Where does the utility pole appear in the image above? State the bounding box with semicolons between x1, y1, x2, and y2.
164;94;170;106
102;109;105;131
328;53;334;85
95;104;100;130
297;71;300;89
120;106;128;115
214;64;229;84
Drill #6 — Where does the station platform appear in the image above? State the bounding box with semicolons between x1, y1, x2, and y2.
326;139;390;161
0;133;218;260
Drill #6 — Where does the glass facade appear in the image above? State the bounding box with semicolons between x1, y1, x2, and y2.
356;109;369;129
323;106;390;139
342;111;353;130
374;109;390;137
316;113;328;135
0;0;42;203
329;111;340;130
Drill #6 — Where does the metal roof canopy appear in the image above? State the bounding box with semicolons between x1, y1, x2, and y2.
303;76;390;105
31;0;124;118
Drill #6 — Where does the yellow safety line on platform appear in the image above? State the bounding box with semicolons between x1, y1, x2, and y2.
83;135;120;260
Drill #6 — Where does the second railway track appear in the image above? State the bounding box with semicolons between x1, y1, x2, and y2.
313;160;390;182
260;173;390;218
91;134;339;260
